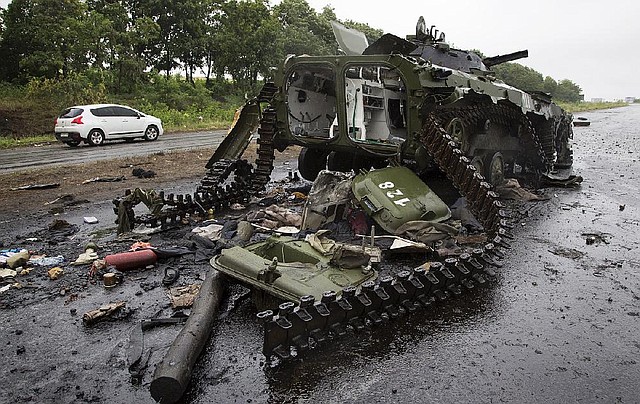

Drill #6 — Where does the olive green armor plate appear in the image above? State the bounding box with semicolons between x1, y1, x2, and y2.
352;166;451;233
210;235;376;302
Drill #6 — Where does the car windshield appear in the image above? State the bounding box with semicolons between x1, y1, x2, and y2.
59;108;84;118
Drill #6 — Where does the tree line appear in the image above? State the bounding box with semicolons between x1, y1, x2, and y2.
0;0;581;102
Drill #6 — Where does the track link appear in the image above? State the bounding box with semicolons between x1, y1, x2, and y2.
113;85;278;230
256;110;513;360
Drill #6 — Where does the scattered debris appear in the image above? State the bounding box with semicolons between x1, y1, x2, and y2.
105;249;157;271
10;182;60;191
540;174;583;188
73;246;99;266
83;176;126;184
83;216;99;224
29;255;64;267
496;179;548;201
44;194;74;205
168;284;201;309
573;116;590;127
6;249;30;269
103;272;123;288
301;170;354;230
582;232;611;245
47;266;64;280
246;204;302;229
82;301;127;326
132;168;156;178
191;223;224;242
394;220;458;244
162;267;180;286
115;188;164;234
0;268;17;280
549;247;585;260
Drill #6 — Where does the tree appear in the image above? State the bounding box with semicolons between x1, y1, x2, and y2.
543;76;558;96
214;0;279;91
273;0;333;57
492;62;544;93
554;79;582;102
0;0;92;81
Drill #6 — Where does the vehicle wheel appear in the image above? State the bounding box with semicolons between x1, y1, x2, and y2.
470;155;484;176
87;129;105;146
327;151;353;173
298;147;328;181
144;125;159;141
486;152;505;185
66;140;80;147
445;117;466;144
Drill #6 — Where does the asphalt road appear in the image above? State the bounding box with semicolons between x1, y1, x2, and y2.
1;105;639;403
0;130;227;173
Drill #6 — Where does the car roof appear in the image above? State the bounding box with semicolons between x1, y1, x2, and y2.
67;104;138;110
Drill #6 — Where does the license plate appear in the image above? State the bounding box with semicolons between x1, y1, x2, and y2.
60;133;68;138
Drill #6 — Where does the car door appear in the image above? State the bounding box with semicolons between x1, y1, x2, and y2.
90;107;115;137
111;106;145;138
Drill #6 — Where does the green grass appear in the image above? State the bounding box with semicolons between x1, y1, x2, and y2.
558;101;628;113
0;134;56;149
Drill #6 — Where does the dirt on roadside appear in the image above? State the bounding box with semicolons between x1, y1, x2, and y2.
0;144;301;221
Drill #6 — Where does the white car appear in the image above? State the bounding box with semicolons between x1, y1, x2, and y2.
54;104;164;147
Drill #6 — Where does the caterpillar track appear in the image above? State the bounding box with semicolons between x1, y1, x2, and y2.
256;106;515;360
113;85;278;229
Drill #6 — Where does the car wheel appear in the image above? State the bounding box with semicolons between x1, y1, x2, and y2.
66;140;80;147
144;125;159;141
87;129;105;146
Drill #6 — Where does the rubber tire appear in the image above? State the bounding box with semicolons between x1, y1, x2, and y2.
297;147;328;181
470;155;484;176
486;152;505;185
327;151;354;173
144;125;159;141
87;129;105;146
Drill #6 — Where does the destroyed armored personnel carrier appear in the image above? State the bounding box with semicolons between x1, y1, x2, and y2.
115;17;579;367
205;16;574;189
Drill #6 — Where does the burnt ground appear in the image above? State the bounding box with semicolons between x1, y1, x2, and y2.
1;106;639;403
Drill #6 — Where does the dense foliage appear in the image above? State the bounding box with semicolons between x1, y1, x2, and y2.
0;0;383;94
492;63;583;102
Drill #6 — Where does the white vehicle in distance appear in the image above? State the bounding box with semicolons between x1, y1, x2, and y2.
54;104;163;147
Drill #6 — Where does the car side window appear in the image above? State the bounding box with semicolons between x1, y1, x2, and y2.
90;107;112;117
60;108;83;118
112;106;139;117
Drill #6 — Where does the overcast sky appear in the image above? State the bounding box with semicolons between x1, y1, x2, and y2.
1;0;637;100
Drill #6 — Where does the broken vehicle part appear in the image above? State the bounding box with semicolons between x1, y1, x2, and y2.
210;235;377;303
301;170;354;230
352;166;451;233
150;270;224;404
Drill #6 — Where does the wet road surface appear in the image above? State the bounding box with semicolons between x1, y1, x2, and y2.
1;106;639;403
0;130;226;173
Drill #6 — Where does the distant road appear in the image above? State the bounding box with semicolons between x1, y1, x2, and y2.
0;130;227;173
